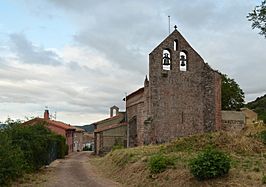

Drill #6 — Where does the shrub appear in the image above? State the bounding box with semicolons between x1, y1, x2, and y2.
6;123;68;171
148;154;174;174
54;135;68;158
189;147;231;180
0;132;25;186
0;121;68;185
8;124;55;171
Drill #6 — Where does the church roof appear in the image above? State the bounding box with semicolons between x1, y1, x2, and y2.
125;87;144;100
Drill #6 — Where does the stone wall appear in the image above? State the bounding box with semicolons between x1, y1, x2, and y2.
221;111;245;132
125;29;221;147
95;126;127;155
146;30;221;144
241;108;258;124
126;88;146;146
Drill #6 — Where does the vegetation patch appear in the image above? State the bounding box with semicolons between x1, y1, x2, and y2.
148;154;174;174
189;147;231;180
0;120;68;186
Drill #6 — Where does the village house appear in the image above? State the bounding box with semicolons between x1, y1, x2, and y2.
93;106;127;155
73;127;85;152
241;108;258;124
23;110;75;153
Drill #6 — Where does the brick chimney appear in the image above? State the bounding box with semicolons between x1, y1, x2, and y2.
44;109;50;120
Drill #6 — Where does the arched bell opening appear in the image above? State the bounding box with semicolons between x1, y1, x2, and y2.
180;50;188;71
162;49;171;71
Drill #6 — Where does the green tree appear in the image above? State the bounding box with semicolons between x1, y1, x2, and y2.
247;0;266;38
222;74;245;110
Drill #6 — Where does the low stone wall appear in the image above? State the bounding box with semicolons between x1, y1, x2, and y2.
221;111;245;132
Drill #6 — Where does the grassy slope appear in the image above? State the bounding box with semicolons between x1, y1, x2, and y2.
91;124;266;187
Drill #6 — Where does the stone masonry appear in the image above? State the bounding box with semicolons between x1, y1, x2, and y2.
126;28;222;146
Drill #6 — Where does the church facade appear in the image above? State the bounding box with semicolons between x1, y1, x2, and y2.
126;28;222;146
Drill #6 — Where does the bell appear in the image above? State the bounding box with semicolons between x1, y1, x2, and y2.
163;53;170;66
180;55;186;66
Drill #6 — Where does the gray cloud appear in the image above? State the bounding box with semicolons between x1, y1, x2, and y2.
9;33;62;66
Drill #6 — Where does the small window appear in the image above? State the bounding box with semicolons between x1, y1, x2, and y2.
162;49;171;70
174;39;178;51
180;50;188;71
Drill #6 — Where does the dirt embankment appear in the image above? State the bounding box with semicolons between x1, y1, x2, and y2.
92;125;266;187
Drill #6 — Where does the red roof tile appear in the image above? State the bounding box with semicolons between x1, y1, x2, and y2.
23;117;75;131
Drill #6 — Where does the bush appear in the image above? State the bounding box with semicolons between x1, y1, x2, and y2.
0;132;25;186
0;121;69;185
54;135;68;158
189;147;231;180
148;154;174;174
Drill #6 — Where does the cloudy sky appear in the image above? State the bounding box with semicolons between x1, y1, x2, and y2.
0;0;265;125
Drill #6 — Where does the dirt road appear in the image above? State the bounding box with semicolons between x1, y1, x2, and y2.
17;152;121;187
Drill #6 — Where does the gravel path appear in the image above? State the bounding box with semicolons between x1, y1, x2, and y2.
33;152;120;187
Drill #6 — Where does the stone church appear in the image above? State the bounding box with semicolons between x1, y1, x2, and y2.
126;27;222;146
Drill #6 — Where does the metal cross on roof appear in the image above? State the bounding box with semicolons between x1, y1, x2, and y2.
174;25;177;30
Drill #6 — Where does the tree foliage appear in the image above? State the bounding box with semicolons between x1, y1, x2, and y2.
247;0;266;38
0;133;25;186
222;74;245;110
0;120;68;185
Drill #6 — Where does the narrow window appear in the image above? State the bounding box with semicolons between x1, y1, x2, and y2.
162;49;171;70
174;39;178;51
180;50;188;71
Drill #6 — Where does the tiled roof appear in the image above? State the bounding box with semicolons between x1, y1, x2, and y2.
23;117;75;131
47;119;75;130
94;122;127;133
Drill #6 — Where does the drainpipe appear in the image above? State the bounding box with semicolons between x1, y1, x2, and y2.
125;92;129;148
